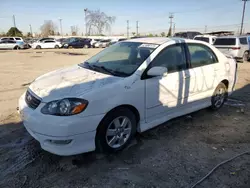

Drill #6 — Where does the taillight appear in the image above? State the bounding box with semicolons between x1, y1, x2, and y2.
231;47;240;50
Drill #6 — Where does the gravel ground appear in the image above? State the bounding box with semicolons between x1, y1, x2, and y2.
0;49;249;188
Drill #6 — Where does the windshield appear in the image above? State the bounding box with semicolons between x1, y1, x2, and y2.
194;37;209;43
79;42;158;77
214;38;236;45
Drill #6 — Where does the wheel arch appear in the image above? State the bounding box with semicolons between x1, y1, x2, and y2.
220;79;229;89
95;104;140;152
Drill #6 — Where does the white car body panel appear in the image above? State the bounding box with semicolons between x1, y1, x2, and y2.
18;38;237;155
32;41;62;49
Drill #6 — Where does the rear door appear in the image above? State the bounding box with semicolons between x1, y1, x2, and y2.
239;37;249;57
186;43;220;100
43;40;56;48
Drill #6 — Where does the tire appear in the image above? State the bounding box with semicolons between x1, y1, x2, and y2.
96;108;137;153
55;45;59;49
68;46;73;49
14;46;20;50
210;82;228;110
83;44;89;49
243;51;249;62
36;45;41;49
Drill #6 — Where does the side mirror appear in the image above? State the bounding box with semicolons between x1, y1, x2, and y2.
147;66;168;77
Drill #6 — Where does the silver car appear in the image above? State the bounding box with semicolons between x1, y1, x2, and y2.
0;40;24;50
214;36;249;61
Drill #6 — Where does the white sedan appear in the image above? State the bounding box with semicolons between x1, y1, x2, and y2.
18;37;237;156
32;39;62;49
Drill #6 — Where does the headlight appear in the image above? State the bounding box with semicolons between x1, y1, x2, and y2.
41;98;88;116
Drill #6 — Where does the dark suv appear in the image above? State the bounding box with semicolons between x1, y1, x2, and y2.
62;38;91;49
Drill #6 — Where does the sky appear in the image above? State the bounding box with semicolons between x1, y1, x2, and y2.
0;0;250;35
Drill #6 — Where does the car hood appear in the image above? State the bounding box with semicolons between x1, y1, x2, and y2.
29;65;123;102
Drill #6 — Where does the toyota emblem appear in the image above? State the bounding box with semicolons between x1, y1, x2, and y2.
27;94;32;102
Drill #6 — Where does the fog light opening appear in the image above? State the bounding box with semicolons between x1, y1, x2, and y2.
47;139;72;145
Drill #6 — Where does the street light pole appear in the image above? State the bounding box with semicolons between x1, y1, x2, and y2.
59;18;63;37
240;0;249;35
84;8;88;36
29;24;33;37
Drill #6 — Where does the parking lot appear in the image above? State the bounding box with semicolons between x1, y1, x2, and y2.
0;49;250;188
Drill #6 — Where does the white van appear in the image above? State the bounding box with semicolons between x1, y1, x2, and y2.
214;36;249;61
194;35;217;45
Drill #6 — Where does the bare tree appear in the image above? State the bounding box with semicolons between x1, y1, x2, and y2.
40;20;57;37
86;9;115;35
71;25;79;36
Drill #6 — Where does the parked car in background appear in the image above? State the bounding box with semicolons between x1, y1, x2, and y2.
0;37;24;42
18;37;237;156
32;39;62;49
62;38;91;48
94;39;111;48
214;36;250;62
173;31;202;39
0;40;25;50
194;35;217;45
88;38;99;47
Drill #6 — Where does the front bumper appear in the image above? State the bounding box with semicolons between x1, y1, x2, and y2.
18;93;105;156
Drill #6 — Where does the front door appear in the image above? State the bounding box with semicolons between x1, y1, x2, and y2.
43;40;56;48
144;43;188;123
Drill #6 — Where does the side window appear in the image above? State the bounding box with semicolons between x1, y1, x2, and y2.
239;37;247;44
44;40;55;43
150;44;187;73
187;43;218;68
15;38;21;40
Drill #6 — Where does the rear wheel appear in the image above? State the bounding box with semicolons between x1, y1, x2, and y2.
83;44;89;49
36;45;41;49
96;108;137;153
68;46;73;49
210;82;228;110
14;46;20;50
243;51;249;62
55;45;59;49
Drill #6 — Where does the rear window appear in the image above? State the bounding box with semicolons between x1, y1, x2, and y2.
194;37;209;43
239;37;248;44
15;38;21;40
214;38;236;45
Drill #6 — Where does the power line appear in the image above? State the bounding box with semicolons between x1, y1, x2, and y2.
240;0;249;35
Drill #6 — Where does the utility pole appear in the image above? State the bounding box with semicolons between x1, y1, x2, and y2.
169;13;174;37
13;15;16;27
59;19;63;37
84;8;88;36
240;0;249;35
29;24;33;37
136;21;139;36
127;20;129;39
173;23;176;36
205;25;207;33
13;15;16;36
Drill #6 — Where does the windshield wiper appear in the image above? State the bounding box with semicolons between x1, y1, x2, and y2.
92;65;128;77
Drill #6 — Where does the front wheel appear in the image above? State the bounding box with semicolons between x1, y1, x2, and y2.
96;108;137;153
210;82;228;110
83;44;89;49
36;45;41;49
55;45;59;49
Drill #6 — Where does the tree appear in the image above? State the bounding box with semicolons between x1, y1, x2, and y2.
132;32;136;36
148;33;153;37
155;34;158;37
0;32;6;37
26;32;32;37
40;20;57;37
71;25;79;36
161;32;165;37
6;27;23;37
86;9;115;35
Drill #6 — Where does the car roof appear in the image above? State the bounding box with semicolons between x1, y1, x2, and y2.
216;35;248;39
125;37;199;45
194;35;217;38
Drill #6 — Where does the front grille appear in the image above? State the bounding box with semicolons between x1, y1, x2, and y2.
25;90;41;109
